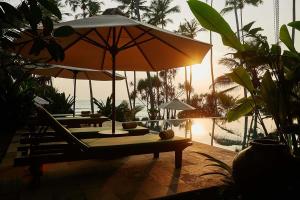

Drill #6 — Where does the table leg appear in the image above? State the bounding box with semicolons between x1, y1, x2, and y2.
175;150;182;168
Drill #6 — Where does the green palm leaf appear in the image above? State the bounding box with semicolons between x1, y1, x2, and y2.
188;0;243;51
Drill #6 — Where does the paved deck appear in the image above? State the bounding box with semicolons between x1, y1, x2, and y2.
0;131;236;200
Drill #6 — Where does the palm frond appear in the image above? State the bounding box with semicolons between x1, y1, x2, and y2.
195;152;232;172
218;86;239;94
212;75;236;89
219;58;240;69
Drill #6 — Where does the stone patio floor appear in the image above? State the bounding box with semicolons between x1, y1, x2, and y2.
0;131;236;200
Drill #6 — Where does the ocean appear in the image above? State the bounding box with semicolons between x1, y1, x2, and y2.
76;99;148;119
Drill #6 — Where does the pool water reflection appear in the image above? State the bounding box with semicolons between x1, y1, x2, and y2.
142;117;277;151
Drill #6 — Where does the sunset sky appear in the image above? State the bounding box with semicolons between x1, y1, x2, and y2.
9;0;299;102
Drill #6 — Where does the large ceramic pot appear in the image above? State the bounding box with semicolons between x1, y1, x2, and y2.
232;139;293;199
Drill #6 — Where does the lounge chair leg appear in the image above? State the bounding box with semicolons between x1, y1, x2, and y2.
175;150;182;168
154;152;159;159
29;162;43;186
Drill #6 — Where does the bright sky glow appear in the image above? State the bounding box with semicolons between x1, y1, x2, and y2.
7;0;299;102
191;122;205;136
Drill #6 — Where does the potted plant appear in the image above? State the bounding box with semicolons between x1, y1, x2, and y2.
188;0;300;198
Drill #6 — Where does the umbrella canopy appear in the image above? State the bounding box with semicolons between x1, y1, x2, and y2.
15;15;211;133
159;99;195;110
27;65;125;116
16;15;211;71
27;65;125;81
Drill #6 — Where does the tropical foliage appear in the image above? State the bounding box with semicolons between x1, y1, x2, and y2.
113;0;149;19
0;0;73;131
36;85;74;114
65;0;104;19
188;0;300;152
93;96;143;121
143;0;180;28
176;18;204;104
178;92;236;118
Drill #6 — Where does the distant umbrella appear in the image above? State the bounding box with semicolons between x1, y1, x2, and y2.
27;65;125;116
159;98;195;110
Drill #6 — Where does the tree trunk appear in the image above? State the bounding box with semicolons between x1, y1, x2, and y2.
156;72;161;119
133;0;141;116
209;0;216;116
234;3;240;40
134;0;141;20
240;8;244;43
124;71;132;110
89;80;94;113
133;71;136;110
147;72;156;120
292;0;296;44
189;66;192;103
236;4;248;145
185;66;188;102
164;70;169;119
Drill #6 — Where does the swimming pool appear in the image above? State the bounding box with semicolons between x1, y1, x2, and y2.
141;117;277;151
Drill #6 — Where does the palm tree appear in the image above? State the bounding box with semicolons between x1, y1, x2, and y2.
113;0;149;19
221;0;263;40
177;19;204;38
144;0;179;119
65;0;104;19
221;0;263;144
113;1;149;117
66;0;104;113
176;18;204;103
144;0;180;29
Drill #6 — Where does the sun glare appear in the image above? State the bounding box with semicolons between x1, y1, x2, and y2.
191;123;204;136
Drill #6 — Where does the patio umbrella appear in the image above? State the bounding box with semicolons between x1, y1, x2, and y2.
15;15;211;133
159;99;195;110
159;98;195;119
27;65;125;116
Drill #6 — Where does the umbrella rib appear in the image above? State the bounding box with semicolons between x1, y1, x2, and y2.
119;28;152;50
54;68;64;77
123;27;156;71
84;71;90;80
46;29;94;63
76;32;107;49
120;37;155;51
136;26;195;61
103;71;113;78
100;27;112;70
94;29;111;49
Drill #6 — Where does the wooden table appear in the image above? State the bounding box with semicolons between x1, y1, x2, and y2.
52;113;74;118
98;129;129;135
56;116;109;128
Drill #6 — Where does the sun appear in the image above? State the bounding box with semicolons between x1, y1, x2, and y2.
191;123;204;135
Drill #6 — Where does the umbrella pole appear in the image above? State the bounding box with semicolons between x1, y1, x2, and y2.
73;71;78;117
112;53;116;134
89;80;94;114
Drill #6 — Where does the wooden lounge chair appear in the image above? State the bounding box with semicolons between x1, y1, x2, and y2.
29;114;109;128
20;114;149;144
15;106;192;180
